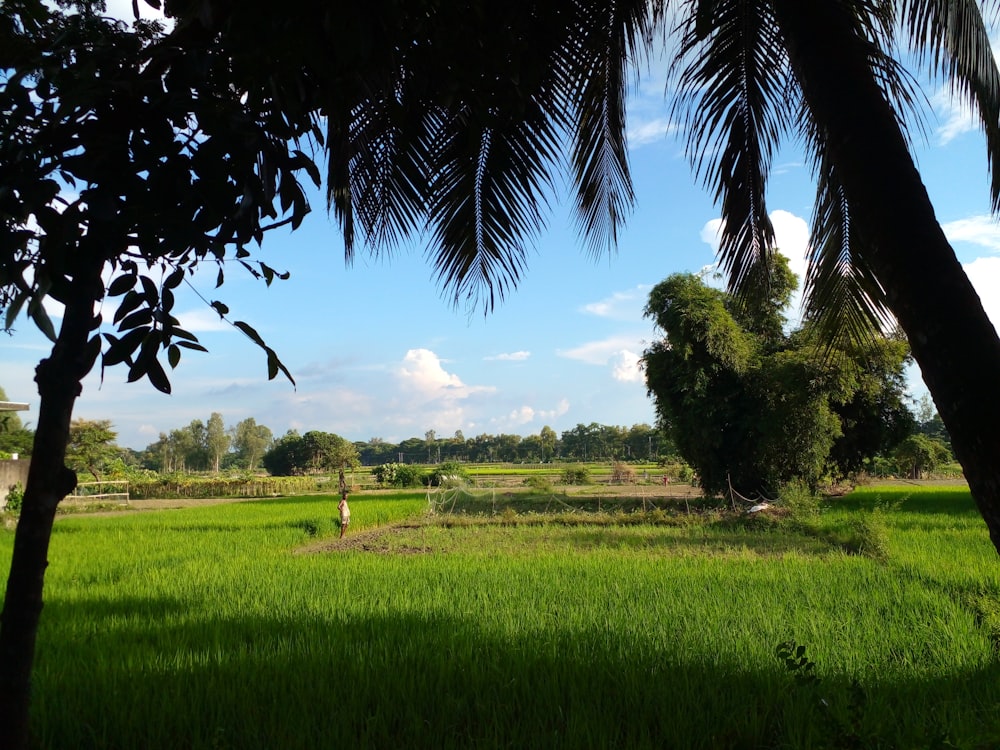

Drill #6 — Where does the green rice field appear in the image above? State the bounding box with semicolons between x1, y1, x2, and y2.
3;484;1000;748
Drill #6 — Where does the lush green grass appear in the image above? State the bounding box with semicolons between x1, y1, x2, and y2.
3;485;1000;748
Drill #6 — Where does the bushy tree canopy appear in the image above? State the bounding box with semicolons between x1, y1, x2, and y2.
643;263;913;495
262;430;359;476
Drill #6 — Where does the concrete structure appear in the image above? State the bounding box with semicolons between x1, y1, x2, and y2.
0;401;29;507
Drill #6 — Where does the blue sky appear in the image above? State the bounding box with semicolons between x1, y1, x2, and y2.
4;10;1000;450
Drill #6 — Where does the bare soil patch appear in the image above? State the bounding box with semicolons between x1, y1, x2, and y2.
294;524;427;555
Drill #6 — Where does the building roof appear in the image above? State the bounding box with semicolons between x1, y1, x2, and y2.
0;402;29;412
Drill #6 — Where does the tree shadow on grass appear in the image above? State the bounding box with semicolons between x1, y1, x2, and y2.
32;600;1000;750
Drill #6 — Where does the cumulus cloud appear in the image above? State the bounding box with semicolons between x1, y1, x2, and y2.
396;349;495;402
580;285;651;320
699;211;809;277
540;398;570;419
963;256;1000;331
611;350;644;383
697;209;811;320
484;351;531;361
558;337;647;384
942;215;1000;252
699;218;725;253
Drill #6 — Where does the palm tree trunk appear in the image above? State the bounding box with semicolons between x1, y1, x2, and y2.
772;0;1000;551
0;264;102;749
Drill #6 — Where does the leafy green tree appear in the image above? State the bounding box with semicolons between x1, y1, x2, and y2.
231;418;273;471
0;428;33;459
1;6;316;734
643;268;912;495
356;437;398;466
65;420;119;482
261;431;301;476
0;388;32;457
397;437;427;463
205;413;230;474
185;420;209;472
262;431;359;476
538;425;558;461
914;394;952;450
0;387;24;434
893;434;953;479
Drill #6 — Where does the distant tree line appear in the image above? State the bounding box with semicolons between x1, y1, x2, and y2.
0;389;955;483
353;423;669;466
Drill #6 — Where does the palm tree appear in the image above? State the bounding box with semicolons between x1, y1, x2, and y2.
314;0;1000;549
660;0;1000;549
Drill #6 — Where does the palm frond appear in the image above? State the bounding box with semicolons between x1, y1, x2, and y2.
801;147;895;351
347;87;431;258
326;104;356;261
563;0;653;258
669;0;793;303
423;96;563;313
901;0;1000;209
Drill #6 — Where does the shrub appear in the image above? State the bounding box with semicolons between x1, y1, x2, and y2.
393;464;427;488
372;463;398;487
560;465;590;485
5;482;24;515
779;479;821;522
610;462;636;483
849;509;890;562
523;475;553;493
427;462;469;487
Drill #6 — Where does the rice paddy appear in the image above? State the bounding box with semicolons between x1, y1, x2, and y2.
3;484;1000;748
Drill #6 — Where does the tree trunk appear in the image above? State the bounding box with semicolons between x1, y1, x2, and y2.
772;0;1000;551
0;265;103;750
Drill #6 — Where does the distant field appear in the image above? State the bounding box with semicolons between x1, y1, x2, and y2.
3;483;999;748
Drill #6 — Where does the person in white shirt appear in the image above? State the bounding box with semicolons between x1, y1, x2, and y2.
337;490;351;539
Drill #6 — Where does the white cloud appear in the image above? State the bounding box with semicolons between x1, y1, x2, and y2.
628;118;675;147
699;211;809;277
558;335;643;365
484;351;531;361
504;406;537;426
930;86;977;145
558;337;647;384
490;398;570;430
105;0;169;23
174;308;233;332
396;349;495;403
771;209;810;282
611;350;643;382
580;285;651;320
963;256;1000;331
942;215;1000;252
699;218;724;253
697;210;811;319
539;398;570;419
